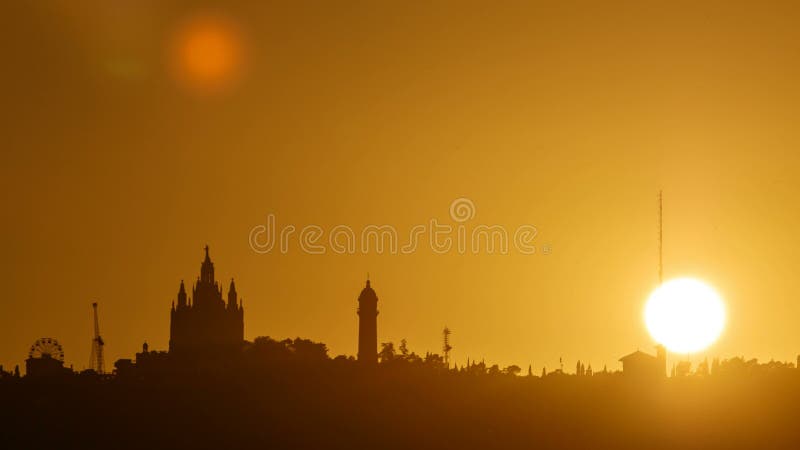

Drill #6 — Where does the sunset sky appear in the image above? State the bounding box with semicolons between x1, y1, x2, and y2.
3;1;800;372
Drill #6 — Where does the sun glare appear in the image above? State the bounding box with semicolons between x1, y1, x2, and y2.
644;278;725;354
169;13;245;95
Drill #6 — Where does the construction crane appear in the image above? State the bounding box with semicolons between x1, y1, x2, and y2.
90;302;105;374
442;327;452;368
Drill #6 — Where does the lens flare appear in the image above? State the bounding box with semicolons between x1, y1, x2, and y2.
169;13;246;95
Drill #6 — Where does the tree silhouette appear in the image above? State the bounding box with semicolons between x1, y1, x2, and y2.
399;339;409;357
379;342;396;363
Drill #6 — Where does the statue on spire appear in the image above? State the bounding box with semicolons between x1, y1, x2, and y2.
200;245;215;284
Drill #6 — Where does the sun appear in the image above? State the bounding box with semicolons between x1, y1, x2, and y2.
644;278;725;354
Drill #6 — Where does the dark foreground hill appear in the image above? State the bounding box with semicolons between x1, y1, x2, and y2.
2;340;799;450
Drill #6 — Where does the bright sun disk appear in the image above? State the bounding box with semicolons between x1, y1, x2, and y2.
644;277;725;354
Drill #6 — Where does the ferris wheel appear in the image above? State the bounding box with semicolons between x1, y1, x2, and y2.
28;337;65;362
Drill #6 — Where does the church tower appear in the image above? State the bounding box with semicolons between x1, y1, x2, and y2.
357;278;378;364
169;246;244;358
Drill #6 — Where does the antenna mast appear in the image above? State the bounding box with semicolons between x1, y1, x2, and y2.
90;302;105;374
442;327;452;368
658;190;663;285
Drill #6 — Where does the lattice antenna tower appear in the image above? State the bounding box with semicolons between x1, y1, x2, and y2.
658;190;663;285
442;327;452;368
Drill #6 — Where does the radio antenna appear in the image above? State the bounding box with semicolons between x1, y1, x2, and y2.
658;190;663;285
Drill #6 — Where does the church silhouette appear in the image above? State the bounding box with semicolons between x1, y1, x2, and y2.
169;246;244;358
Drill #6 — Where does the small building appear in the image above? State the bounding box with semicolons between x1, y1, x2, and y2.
25;354;70;378
619;345;666;378
114;342;171;378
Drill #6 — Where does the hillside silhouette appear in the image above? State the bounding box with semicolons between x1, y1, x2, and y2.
2;336;800;450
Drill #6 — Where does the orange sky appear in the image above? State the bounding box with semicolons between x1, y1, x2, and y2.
3;1;800;373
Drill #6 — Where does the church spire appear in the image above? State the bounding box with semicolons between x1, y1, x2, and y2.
200;245;215;284
177;280;187;307
228;278;238;309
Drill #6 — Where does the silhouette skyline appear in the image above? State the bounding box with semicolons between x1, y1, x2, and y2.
5;244;796;380
5;246;800;449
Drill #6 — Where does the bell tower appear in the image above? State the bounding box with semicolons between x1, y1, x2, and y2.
357;277;378;364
